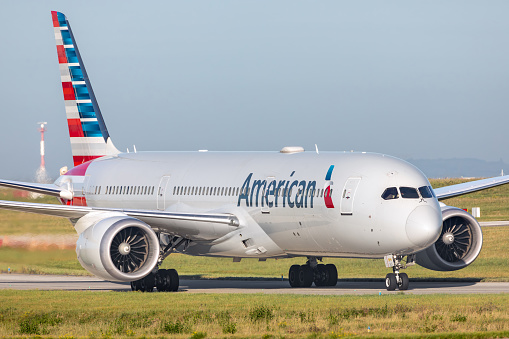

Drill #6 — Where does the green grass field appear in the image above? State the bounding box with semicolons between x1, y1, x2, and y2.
0;291;508;338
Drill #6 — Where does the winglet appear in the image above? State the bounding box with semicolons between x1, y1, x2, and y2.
51;11;120;167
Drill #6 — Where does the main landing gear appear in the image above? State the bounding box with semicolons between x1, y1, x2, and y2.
288;257;338;287
130;269;179;292
384;254;414;291
130;234;189;293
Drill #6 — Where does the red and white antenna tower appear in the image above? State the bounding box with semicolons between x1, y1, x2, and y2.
37;122;47;169
35;122;50;184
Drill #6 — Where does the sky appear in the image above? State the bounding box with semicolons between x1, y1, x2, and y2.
1;1;509;181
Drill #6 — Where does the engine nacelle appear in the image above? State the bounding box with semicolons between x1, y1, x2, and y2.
76;213;160;282
415;206;483;271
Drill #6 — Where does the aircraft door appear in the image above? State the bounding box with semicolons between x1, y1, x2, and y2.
340;177;361;215
157;175;171;211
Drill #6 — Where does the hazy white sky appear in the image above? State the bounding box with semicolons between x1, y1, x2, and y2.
1;1;509;180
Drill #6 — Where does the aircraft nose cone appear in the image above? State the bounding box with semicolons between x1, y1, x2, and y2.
405;205;442;248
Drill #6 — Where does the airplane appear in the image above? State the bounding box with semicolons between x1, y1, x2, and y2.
1;11;508;292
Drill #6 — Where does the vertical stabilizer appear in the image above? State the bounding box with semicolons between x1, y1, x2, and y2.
51;11;120;167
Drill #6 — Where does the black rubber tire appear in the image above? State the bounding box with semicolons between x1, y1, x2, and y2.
130;281;138;291
143;273;155;292
385;273;397;291
155;269;167;292
314;264;327;287
289;265;301;287
162;270;172;292
325;264;338;287
138;278;147;292
298;265;313;287
399;273;409;290
168;269;179;292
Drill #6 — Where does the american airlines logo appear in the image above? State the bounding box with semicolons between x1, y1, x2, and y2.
324;165;335;209
237;166;335;209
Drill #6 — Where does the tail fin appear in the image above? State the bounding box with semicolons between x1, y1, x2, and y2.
51;11;119;167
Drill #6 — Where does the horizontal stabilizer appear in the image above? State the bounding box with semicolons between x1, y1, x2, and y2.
0;179;63;197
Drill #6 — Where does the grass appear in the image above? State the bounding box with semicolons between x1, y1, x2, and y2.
0;188;72;235
0;291;508;337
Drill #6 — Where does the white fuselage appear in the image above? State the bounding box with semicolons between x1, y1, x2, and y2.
55;151;443;259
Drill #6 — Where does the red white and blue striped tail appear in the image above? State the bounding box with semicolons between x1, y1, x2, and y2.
51;11;119;167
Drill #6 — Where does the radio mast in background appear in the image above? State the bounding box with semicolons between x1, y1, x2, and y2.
35;122;51;184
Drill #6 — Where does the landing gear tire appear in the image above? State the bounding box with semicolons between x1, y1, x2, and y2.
168;269;179;292
131;273;155;292
156;269;169;291
298;265;313;287
155;269;179;292
289;263;338;288
313;264;327;287
130;280;141;291
132;269;179;292
398;273;409;291
385;273;397;291
289;265;301;287
325;264;338;287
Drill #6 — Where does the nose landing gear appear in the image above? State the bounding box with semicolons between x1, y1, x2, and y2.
384;254;414;291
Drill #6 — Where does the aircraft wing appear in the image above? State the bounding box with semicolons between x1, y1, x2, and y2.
0;200;239;227
434;175;509;200
0;179;62;197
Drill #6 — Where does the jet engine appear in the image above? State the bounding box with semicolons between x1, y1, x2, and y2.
75;214;160;282
415;206;483;271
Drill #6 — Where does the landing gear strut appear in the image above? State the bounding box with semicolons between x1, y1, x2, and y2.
288;257;337;288
130;233;189;292
385;254;413;291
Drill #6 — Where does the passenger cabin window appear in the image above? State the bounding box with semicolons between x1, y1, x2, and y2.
400;187;419;199
418;186;433;199
382;187;399;200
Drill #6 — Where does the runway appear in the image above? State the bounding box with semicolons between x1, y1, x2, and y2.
1;274;509;295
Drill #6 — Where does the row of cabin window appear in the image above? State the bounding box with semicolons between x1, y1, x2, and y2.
173;186;333;198
173;186;240;196
102;185;155;195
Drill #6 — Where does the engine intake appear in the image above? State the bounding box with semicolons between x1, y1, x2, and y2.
76;214;160;282
415;206;483;271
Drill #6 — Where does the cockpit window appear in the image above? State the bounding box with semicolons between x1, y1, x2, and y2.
418;186;433;198
400;187;419;199
381;187;399;200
